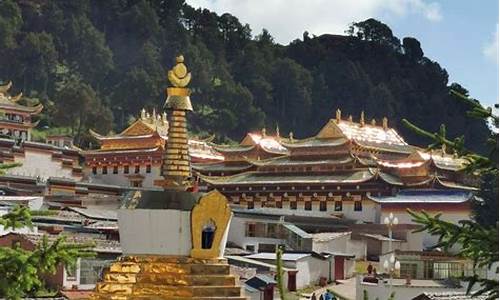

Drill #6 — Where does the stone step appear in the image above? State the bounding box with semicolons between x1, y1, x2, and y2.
103;272;236;286
109;262;230;276
96;283;243;298
93;296;247;300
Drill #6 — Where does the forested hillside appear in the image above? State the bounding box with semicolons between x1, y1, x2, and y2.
0;0;491;152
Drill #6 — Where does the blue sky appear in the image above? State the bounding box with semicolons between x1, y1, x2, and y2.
186;0;498;107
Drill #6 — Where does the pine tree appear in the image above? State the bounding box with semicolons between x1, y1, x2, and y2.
403;88;498;299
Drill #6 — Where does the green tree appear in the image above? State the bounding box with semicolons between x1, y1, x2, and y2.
0;0;22;50
403;89;498;299
402;37;423;61
0;205;95;300
53;78;113;146
347;18;401;50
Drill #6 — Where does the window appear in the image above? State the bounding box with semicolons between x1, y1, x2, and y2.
334;201;342;211
102;166;107;174
354;201;362;211
247;201;254;209
135;165;140;174
132;181;142;187
290;201;297;210
319;201;327;211
92;167;97;175
146;164;151;173
304;201;312;211
267;223;278;238
124;165;129;174
245;245;256;252
113;166;118;174
276;201;282;209
246;223;256;237
400;263;418;279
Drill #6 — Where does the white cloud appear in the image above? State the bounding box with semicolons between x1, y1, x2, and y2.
483;24;499;64
185;0;443;44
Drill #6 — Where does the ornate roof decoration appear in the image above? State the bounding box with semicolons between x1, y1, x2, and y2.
0;81;42;114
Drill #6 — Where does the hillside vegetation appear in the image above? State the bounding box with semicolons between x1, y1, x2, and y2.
0;0;490;152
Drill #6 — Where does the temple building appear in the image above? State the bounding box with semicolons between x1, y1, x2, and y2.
198;110;476;225
83;109;223;187
0;81;43;141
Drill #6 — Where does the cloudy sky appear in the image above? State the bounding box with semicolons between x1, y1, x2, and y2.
186;0;499;107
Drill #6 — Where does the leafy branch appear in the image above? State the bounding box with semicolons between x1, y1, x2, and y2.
408;209;498;299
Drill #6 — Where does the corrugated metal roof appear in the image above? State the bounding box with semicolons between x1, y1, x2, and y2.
312;231;351;242
360;233;404;242
283;223;311;238
245;252;311;261
67;207;118;221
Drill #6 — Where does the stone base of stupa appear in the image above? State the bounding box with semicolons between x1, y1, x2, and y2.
90;255;247;300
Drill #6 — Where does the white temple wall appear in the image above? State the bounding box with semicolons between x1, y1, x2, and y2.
8;150;80;180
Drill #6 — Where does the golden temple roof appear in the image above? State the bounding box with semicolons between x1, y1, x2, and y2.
0;81;43;114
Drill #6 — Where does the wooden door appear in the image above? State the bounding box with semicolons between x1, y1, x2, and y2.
334;256;345;280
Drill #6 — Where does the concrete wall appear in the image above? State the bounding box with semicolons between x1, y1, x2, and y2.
296;257;329;289
9;150;81;180
312;234;351;254
346;239;367;260
86;165;161;188
228;216;285;252
380;211;470;251
119;209;192;255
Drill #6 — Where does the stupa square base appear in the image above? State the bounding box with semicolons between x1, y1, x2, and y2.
90;255;247;300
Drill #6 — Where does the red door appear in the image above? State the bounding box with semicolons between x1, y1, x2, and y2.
334;256;345;280
287;271;297;291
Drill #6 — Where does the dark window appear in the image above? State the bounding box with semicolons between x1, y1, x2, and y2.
102;166;107;174
354;201;362;211
247;201;254;209
319;201;327;211
92;167;97;175
146;164;151;173
132;181;142;187
124;165;129;174
276;201;282;209
113;166;118;174
246;223;256;237
135;165;140;174
335;201;343;211
290;201;297;210
304;201;312;211
267;223;278;238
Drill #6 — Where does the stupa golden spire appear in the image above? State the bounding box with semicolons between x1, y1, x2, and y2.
156;55;194;189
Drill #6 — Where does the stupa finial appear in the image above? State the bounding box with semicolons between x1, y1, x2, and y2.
336;109;341;123
167;55;191;88
360;111;365;126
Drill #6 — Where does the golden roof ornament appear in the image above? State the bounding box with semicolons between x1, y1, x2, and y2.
167;55;191;88
141;108;146;119
336;109;341;123
289;131;294;142
371;118;376;126
0;81;12;94
441;143;447;156
382;117;388;130
261;127;267;137
165;55;193;111
348;115;353;122
360;111;365;127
